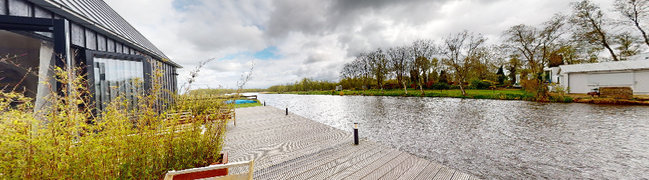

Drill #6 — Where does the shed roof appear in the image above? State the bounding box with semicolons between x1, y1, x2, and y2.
29;0;181;67
560;58;649;74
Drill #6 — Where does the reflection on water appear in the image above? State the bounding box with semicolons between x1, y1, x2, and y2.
257;94;649;179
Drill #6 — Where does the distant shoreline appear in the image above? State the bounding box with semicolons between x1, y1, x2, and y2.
264;89;649;106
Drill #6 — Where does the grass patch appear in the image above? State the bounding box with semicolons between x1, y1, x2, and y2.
271;89;544;101
235;102;262;108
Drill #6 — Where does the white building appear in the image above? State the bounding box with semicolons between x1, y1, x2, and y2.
557;53;649;94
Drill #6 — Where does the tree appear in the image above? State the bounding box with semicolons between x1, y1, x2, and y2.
615;32;642;60
340;53;373;90
428;57;440;82
357;53;372;89
571;0;620;61
414;56;430;94
442;30;486;96
479;45;509;81
497;66;506;85
410;39;435;95
507;54;522;86
615;0;649;48
504;15;564;99
368;49;389;91
438;70;449;84
387;46;411;94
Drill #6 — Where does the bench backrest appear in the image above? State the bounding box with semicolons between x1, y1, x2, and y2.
163;160;254;180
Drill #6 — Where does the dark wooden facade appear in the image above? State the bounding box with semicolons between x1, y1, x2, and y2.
0;0;180;111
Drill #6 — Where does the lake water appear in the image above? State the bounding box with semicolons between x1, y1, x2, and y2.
256;94;649;179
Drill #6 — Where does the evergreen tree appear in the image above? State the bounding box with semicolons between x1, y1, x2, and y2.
497;66;506;85
439;70;449;84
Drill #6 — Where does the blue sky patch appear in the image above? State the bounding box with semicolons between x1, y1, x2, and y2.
253;46;281;60
172;0;202;11
220;46;281;61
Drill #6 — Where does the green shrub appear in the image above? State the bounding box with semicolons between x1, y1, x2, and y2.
432;82;450;90
0;64;230;179
469;79;492;89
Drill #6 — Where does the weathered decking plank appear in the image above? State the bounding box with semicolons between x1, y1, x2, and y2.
223;106;479;180
287;144;380;180
434;166;457;180
326;147;399;179
395;158;431;180
378;155;422;180
451;171;472;180
259;142;374;179
359;152;411;180
415;161;443;179
341;151;404;180
305;146;386;180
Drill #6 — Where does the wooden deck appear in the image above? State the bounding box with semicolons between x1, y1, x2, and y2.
223;106;479;180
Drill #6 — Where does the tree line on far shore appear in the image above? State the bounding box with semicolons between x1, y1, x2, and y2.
269;0;649;100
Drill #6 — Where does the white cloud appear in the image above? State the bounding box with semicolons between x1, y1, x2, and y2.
105;0;616;89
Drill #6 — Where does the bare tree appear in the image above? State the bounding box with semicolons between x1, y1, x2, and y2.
387;46;411;94
358;53;372;89
615;32;643;60
507;54;522;86
615;0;649;48
571;0;619;61
442;30;486;96
410;39;435;95
504;16;565;99
368;49;389;91
505;16;565;74
340;53;373;89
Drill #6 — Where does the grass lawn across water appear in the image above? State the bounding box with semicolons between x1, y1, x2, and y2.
273;89;541;101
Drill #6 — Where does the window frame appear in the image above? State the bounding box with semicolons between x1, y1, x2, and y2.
83;49;150;112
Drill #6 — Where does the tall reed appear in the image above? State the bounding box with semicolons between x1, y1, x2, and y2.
0;58;231;179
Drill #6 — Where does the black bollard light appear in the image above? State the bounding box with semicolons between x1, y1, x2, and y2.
285;108;288;115
353;123;359;145
263;101;266;106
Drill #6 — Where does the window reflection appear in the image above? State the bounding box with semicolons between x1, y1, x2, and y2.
94;57;143;111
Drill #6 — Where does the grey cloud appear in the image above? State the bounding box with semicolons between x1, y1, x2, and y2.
106;0;616;89
266;0;452;38
304;54;325;64
266;0;331;37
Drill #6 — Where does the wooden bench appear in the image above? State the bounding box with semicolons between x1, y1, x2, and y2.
163;160;254;180
166;111;194;124
167;108;235;126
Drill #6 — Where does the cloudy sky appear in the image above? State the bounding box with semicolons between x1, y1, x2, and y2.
104;0;614;89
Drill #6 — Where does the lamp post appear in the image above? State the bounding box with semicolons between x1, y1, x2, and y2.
353;123;359;145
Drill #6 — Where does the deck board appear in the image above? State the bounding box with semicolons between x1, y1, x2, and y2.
287;144;379;180
451;171;472;180
378;155;422;180
359;153;410;180
260;142;374;179
326;147;398;179
223;106;479;180
434;166;457;180
415;162;444;179
305;145;385;180
396;158;431;180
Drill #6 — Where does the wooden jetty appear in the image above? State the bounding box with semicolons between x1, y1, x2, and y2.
223;106;479;179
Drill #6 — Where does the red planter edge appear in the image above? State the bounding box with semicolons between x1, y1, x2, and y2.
171;152;229;180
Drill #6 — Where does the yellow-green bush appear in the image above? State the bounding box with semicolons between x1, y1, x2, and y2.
0;64;230;179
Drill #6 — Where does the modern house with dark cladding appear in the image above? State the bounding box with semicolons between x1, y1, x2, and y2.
0;0;180;111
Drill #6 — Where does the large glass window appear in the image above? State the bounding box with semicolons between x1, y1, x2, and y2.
94;57;143;110
0;30;55;112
